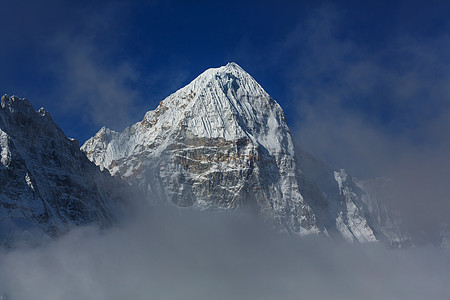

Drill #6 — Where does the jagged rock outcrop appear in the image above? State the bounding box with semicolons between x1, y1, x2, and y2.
0;95;130;240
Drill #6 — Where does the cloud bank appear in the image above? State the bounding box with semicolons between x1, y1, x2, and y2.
0;210;449;300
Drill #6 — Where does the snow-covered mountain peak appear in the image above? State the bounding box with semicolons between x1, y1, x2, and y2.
171;61;268;104
83;63;295;175
224;61;245;71
81;63;318;235
184;62;252;87
139;62;290;153
81;63;407;243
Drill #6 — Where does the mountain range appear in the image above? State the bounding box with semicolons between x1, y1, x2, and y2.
1;63;409;246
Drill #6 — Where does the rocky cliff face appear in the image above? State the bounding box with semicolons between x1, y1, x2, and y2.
0;95;129;240
81;63;404;243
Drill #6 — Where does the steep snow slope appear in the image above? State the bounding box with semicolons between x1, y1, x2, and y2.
82;63;396;242
0;95;130;240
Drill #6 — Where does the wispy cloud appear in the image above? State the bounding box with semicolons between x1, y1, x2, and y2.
49;34;141;132
43;2;146;135
0;0;191;141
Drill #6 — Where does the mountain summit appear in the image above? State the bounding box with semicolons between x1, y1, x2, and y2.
84;62;296;167
82;63;405;243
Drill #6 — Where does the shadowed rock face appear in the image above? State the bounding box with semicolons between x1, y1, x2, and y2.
0;95;130;239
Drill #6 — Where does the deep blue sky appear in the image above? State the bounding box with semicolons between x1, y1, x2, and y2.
1;0;450;177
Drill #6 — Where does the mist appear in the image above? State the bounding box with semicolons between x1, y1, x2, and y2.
0;209;449;300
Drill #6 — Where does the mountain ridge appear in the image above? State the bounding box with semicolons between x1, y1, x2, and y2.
0;94;132;241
